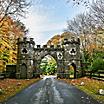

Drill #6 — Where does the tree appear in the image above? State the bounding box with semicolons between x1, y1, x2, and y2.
91;58;104;72
0;0;30;28
0;17;26;72
67;0;90;7
0;17;27;50
40;55;57;75
0;0;30;72
90;0;104;26
47;32;76;46
66;13;96;54
65;3;104;69
66;13;95;35
47;35;61;46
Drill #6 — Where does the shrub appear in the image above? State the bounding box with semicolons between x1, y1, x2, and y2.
91;58;104;72
0;89;4;95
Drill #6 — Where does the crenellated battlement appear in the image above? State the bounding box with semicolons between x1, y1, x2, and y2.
34;44;63;50
17;37;35;45
63;37;80;45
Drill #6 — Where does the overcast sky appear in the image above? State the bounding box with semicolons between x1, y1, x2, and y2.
21;0;86;45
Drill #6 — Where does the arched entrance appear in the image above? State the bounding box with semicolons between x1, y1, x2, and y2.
33;45;64;78
40;55;57;75
70;63;76;79
20;63;27;79
69;65;74;78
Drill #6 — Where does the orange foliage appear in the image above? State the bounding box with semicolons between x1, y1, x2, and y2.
47;35;61;46
47;32;77;46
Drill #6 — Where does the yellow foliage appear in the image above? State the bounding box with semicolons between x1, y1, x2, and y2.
0;16;25;71
47;32;77;46
0;60;5;72
69;65;74;70
0;39;11;48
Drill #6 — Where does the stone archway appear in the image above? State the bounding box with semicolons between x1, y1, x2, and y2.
16;37;81;79
33;46;64;78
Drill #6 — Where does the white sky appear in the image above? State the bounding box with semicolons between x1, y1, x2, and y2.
21;0;87;45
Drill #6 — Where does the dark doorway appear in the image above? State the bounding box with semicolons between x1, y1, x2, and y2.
20;63;27;79
71;63;76;79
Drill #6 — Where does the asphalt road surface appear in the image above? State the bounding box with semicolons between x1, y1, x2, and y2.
3;76;102;104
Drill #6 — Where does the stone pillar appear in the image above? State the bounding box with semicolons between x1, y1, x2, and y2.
16;37;35;79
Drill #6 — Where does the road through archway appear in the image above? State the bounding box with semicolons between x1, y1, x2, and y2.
5;76;101;104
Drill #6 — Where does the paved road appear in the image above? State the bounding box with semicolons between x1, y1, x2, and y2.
3;76;102;104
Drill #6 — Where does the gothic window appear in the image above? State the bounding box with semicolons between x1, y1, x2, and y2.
30;60;33;65
57;52;63;60
30;44;33;48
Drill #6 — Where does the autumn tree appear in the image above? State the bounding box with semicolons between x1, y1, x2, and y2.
0;17;27;72
0;0;30;28
66;13;96;53
47;35;61;46
0;0;30;72
66;13;103;65
47;32;77;46
66;0;104;69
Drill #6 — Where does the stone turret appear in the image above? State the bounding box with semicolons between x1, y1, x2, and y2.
63;37;80;78
16;37;35;79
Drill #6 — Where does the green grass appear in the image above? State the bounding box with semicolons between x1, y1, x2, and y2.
77;85;104;103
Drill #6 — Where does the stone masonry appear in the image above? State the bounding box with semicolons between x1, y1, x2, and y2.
16;37;80;79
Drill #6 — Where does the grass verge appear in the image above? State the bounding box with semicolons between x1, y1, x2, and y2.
0;78;40;102
59;77;104;103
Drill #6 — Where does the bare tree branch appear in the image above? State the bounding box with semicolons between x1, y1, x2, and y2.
90;0;104;25
0;0;30;28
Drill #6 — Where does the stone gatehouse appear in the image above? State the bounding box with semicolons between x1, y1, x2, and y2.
16;37;81;79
